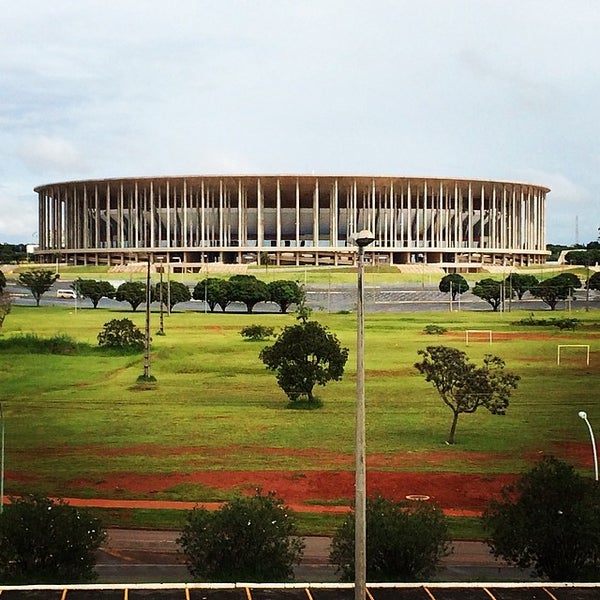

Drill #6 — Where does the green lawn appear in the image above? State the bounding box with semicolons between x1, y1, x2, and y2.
1;303;599;536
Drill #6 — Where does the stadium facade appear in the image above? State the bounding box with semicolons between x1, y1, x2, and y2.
34;175;550;270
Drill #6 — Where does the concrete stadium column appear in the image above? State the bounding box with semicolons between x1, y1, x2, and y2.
276;178;282;247
480;184;485;248
295;178;300;252
105;183;111;249
313;178;320;249
422;181;428;248
257;178;264;248
134;181;140;249
467;183;473;249
200;180;206;250
219;179;224;248
331;179;339;247
407;182;412;246
237;179;245;247
150;181;156;249
118;183;124;249
182;180;188;248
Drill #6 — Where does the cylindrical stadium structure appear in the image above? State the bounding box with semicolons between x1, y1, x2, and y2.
34;175;550;269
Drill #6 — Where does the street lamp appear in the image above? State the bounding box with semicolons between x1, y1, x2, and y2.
578;411;598;481
142;255;152;380
353;228;374;600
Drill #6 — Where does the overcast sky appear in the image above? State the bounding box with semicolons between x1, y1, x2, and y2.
2;0;599;246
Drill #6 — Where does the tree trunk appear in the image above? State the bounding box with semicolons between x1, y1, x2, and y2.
447;411;460;444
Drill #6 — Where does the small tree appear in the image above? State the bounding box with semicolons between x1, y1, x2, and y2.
115;281;150;312
17;269;59;306
0;495;106;584
438;273;469;300
155;280;191;310
587;270;600;291
0;292;11;331
178;490;304;582
0;270;6;293
330;496;451;582
533;274;581;310
193;278;231;312
97;318;145;350
268;280;304;313
484;457;600;581
472;278;509;311
72;278;116;308
415;345;520;444
260;320;349;403
228;274;270;313
503;273;539;300
241;324;275;341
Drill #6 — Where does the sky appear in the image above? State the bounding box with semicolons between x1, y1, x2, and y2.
1;0;600;246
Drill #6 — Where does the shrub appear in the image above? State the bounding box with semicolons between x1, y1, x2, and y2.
0;495;106;583
0;333;81;354
178;490;304;582
483;456;600;581
329;496;451;581
240;324;275;341
97;318;144;350
423;324;447;335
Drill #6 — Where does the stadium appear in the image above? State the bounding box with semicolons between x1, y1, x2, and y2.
34;175;550;270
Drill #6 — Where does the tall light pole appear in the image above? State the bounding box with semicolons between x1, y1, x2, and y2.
0;402;4;514
143;254;152;380
353;229;374;600
578;411;598;481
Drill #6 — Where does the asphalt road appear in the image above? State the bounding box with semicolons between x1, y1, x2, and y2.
97;529;533;584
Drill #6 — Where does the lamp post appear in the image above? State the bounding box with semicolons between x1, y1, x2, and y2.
353;229;374;600
0;402;4;514
578;411;598;481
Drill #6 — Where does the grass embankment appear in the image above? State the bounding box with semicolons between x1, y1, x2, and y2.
1;302;599;538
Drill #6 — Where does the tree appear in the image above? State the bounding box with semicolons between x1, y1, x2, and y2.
588;271;600;291
329;496;451;582
193;278;231;312
414;345;520;444
228;274;270;313
240;324;275;341
438;273;469;300
260;320;349;403
0;495;106;584
155;280;191;310
97;318;145;350
177;490;304;582
0;292;11;331
532;273;581;310
72;278;115;308
115;281;150;312
504;273;539;300
17;269;58;306
472;278;509;311
484;457;600;581
0;270;6;293
268;280;304;313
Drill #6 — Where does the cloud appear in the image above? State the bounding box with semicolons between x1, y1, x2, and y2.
0;185;37;244
19;135;86;174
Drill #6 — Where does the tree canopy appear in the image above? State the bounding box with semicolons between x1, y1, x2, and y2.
0;495;106;584
532;273;581;310
268;279;304;313
228;274;270;312
72;278;116;308
260;320;349;403
177;490;304;582
155;280;191;310
0;270;6;293
438;274;469;300
588;271;600;291
414;345;520;444
504;273;539;300
471;278;509;311
330;496;451;582
115;281;151;312
484;457;600;580
193;277;231;312
17;269;59;306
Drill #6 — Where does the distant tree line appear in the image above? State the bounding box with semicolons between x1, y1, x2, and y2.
440;272;590;311
17;271;304;312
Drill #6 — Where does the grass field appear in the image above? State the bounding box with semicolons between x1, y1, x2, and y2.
1;301;600;536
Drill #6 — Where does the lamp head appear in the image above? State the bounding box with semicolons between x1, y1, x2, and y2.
579;411;588;419
353;229;375;248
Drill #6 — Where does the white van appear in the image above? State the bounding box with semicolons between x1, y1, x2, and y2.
56;289;77;299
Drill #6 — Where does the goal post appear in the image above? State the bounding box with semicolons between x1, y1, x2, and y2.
557;344;590;366
465;330;493;346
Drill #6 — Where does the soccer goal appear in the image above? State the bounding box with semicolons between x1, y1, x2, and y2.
465;330;493;346
557;344;590;366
